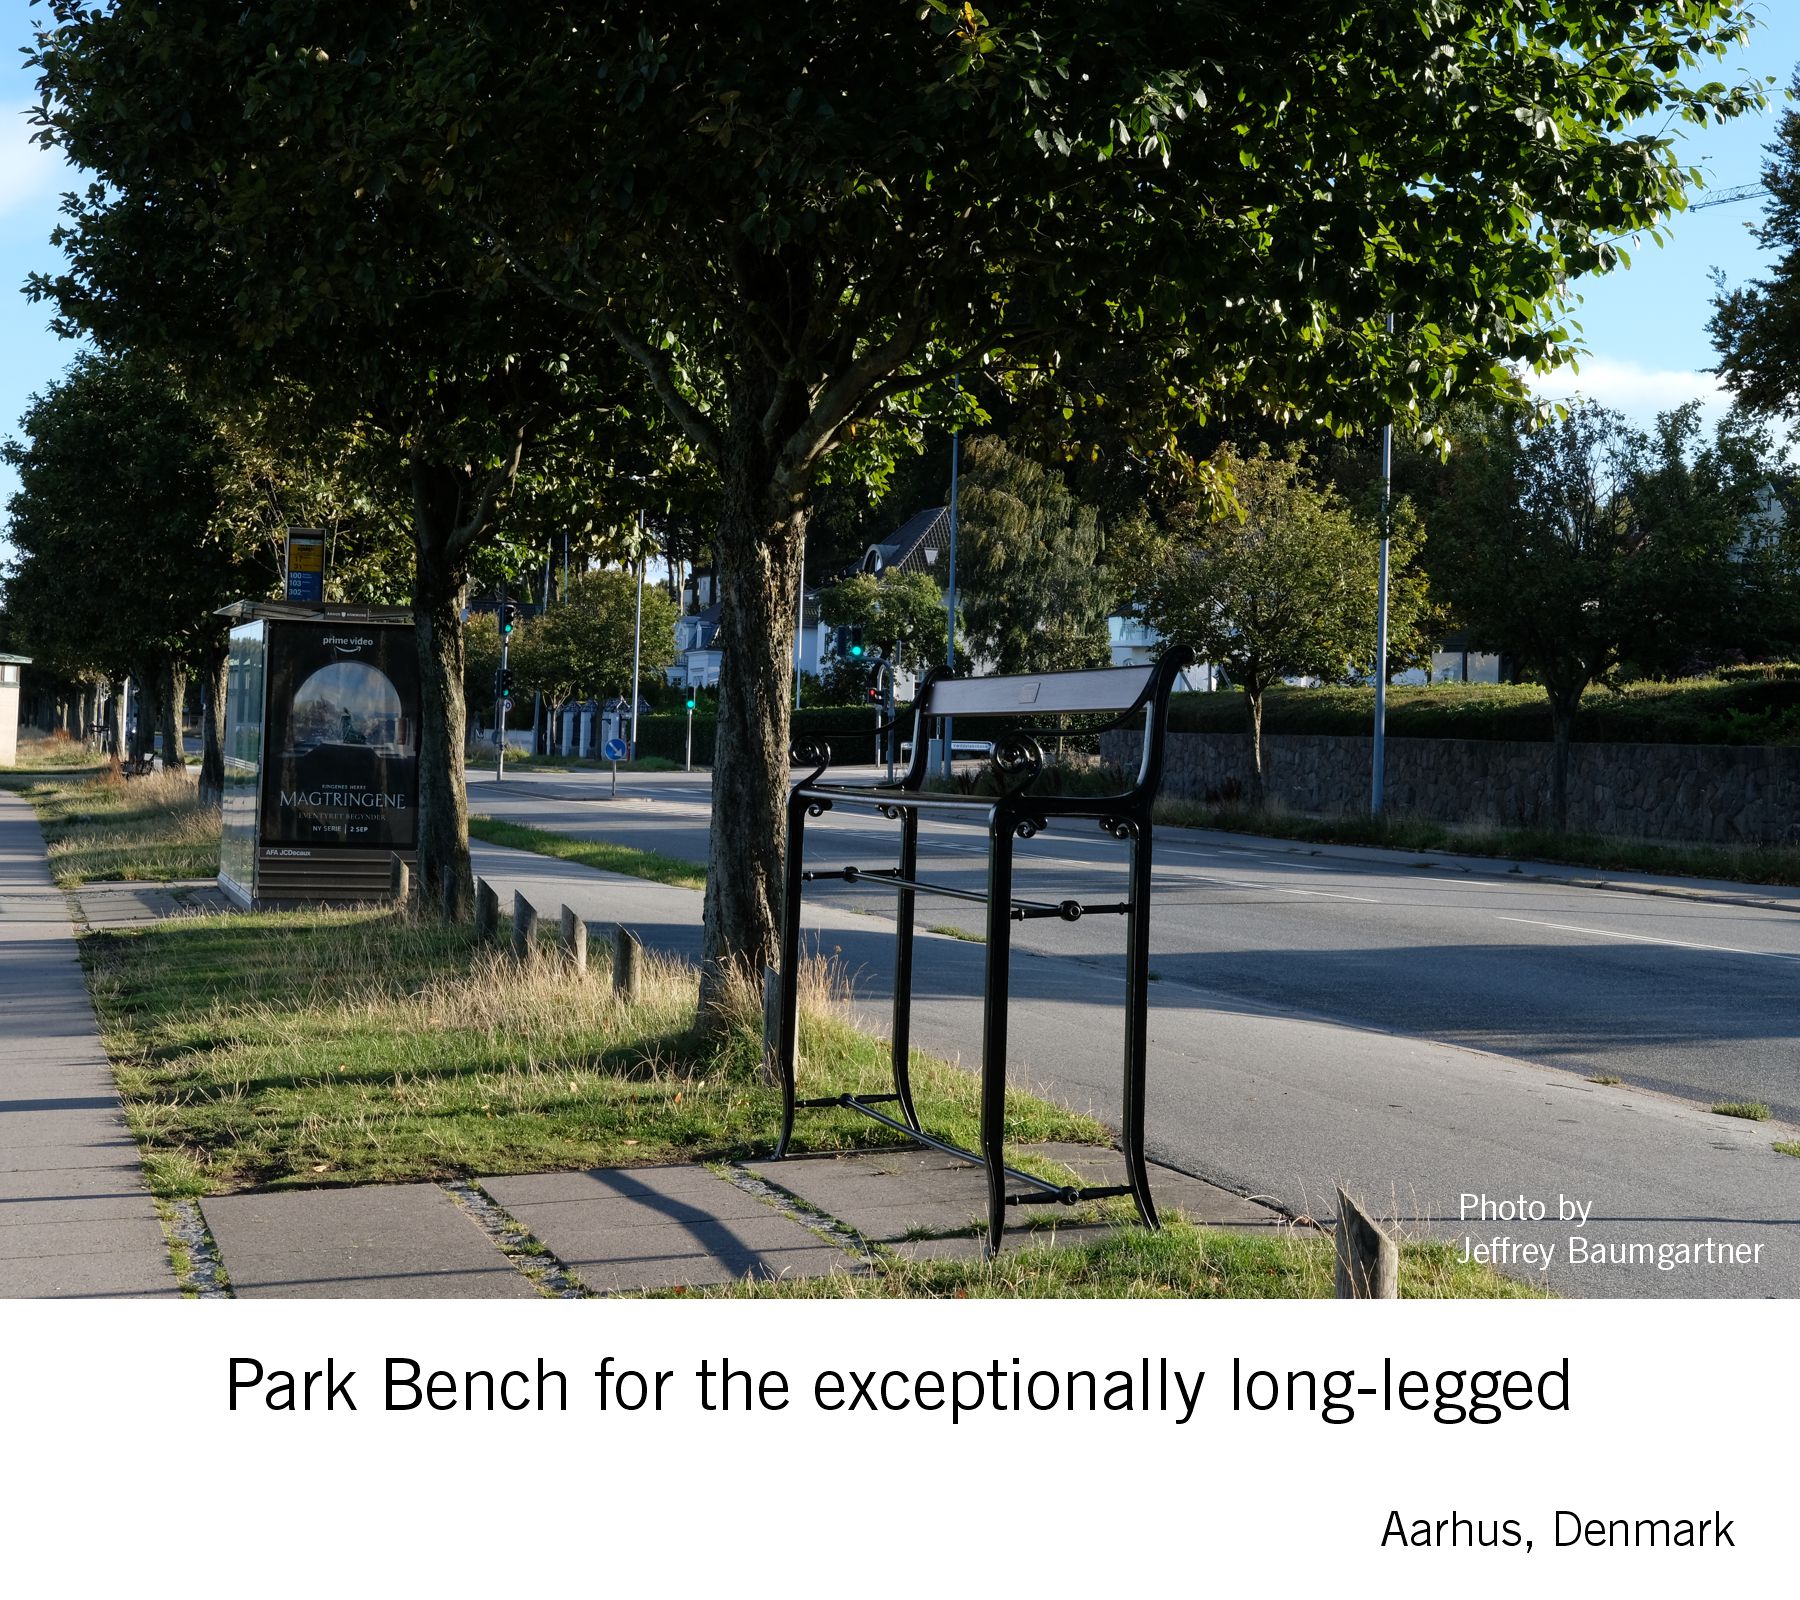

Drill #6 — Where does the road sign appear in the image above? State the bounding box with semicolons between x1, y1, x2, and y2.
284;529;326;603
603;737;628;762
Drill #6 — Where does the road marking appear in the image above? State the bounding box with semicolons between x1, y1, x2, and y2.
1495;915;1800;963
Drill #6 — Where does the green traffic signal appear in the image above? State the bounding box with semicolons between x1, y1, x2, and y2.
849;642;863;657
686;696;697;710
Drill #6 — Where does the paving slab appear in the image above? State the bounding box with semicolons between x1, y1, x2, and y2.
0;1215;170;1261
742;1142;1284;1250
0;1245;188;1299
0;1139;144;1174
482;1165;857;1292
72;879;228;931
201;1183;535;1299
0;791;176;1298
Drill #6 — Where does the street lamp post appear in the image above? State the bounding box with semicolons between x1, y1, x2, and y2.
629;511;645;760
1371;314;1395;815
941;384;960;781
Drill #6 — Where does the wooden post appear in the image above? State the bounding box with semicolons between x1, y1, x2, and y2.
612;925;642;1001
560;904;587;975
390;855;410;907
512;891;538;963
473;877;499;941
762;964;781;1086
1335;1187;1399;1299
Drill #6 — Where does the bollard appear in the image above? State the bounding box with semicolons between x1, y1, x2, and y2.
1334;1186;1399;1299
560;904;587;975
390;855;410;907
512;890;538;962
761;964;781;1087
473;877;499;941
612;925;642;1002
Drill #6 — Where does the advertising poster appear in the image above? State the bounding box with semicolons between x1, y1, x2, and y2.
259;622;419;850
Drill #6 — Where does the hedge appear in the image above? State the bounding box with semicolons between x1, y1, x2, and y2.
631;705;884;766
1163;678;1800;747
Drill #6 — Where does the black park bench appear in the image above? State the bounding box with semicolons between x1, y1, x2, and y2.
772;646;1195;1255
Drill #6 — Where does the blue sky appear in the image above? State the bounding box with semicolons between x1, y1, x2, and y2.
1;6;1797;562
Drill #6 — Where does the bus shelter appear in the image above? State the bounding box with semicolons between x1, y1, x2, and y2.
216;602;419;908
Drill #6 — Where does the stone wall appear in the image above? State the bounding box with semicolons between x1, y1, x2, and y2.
1103;728;1800;843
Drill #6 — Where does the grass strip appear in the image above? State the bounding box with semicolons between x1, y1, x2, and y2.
468;815;706;891
4;732;112;774
1154;800;1800;892
82;907;1101;1197
694;1222;1542;1300
17;768;219;886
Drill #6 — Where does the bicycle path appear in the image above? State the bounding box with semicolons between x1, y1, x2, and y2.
0;791;177;1297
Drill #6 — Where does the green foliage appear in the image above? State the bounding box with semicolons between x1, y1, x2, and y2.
1712;60;1800;423
817;571;949;668
416;2;1768;463
2;354;278;682
630;706;883;768
511;570;679;710
1430;404;1750;708
1146;446;1398;699
955;435;1114;673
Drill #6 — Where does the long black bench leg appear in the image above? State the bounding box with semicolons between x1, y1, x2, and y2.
981;808;1016;1256
775;791;808;1158
1121;814;1160;1230
890;806;922;1132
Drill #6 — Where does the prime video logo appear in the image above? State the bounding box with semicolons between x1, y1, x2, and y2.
322;634;376;652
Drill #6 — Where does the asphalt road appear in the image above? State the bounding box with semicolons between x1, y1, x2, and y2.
469;764;1800;1296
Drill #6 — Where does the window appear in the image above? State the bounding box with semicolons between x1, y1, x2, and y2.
0;663;18;686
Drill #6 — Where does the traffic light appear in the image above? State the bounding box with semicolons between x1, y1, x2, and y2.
499;601;517;638
497;666;514;702
685;695;697;710
866;684;882;703
848;626;865;658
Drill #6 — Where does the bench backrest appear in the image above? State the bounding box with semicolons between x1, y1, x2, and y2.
920;663;1156;720
899;647;1194;797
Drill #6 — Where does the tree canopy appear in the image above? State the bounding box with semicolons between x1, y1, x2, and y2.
1428;401;1751;826
1143;445;1412;801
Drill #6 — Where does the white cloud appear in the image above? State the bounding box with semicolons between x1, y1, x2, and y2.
0;101;61;220
1527;356;1730;431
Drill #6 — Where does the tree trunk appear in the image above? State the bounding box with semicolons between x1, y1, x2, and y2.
412;470;474;919
198;638;229;806
700;444;808;1021
160;658;188;778
1245;686;1266;809
108;676;128;759
131;663;156;764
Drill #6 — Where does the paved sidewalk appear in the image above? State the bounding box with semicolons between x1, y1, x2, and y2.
182;1146;1276;1298
0;791;176;1298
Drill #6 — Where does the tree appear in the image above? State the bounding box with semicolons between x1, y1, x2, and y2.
400;0;1762;1007
1427;402;1742;828
2;354;280;800
955;436;1114;674
1712;60;1800;423
1143;446;1401;803
816;570;950;697
512;571;679;742
27;2;658;911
